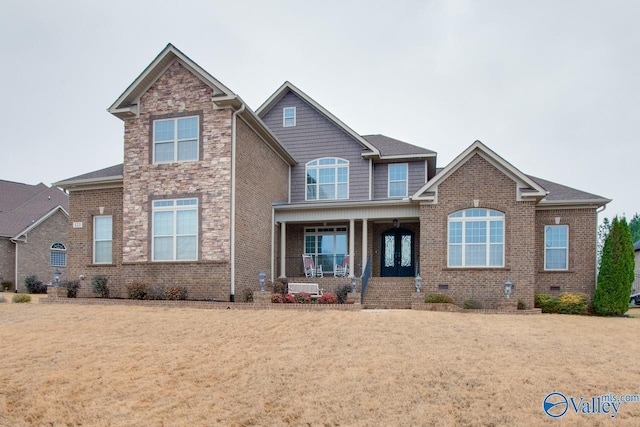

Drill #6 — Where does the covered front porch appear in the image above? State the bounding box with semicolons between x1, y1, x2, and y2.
271;201;422;287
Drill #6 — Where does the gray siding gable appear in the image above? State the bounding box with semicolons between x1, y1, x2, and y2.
373;161;427;199
261;91;371;203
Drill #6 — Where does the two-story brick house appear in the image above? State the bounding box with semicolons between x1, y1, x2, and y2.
55;44;610;307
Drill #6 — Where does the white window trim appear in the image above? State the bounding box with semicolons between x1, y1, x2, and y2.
388;163;408;198
283;107;296;127
305;157;349;201
304;226;348;271
50;242;66;267
447;209;505;268
153;116;199;164
93;215;113;264
544;225;569;271
152;198;199;262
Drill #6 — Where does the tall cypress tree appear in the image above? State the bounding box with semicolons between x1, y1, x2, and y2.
593;216;635;316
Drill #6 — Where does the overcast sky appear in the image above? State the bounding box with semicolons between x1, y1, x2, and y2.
1;1;637;219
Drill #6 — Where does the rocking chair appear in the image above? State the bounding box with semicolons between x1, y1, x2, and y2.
302;254;323;278
334;255;350;277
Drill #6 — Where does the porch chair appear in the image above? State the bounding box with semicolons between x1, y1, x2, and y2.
302;254;323;278
334;255;350;277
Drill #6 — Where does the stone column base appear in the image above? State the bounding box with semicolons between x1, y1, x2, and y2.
47;286;68;299
347;292;361;304
497;300;518;312
253;291;272;305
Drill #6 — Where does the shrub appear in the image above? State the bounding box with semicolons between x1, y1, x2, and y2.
535;294;557;313
165;286;188;300
272;281;287;296
126;281;149;300
594;216;635;316
335;285;350;304
517;299;526;310
535;293;588;315
0;295;6;303
91;275;109;298
146;285;166;300
463;299;483;309
12;294;31;303
424;294;454;304
284;293;296;303
242;287;255;303
318;292;338;304
294;292;311;304
24;275;47;294
271;293;284;303
63;280;80;298
1;279;13;291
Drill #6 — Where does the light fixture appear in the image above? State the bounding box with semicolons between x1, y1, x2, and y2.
393;219;398;228
258;271;267;292
53;268;61;287
415;274;422;293
350;276;357;293
504;280;513;299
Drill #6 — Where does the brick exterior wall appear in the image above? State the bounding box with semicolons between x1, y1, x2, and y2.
15;210;69;292
67;188;123;298
534;208;598;297
0;238;14;288
234;118;289;299
419;154;537;309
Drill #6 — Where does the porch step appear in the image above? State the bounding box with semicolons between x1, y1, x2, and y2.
363;277;415;309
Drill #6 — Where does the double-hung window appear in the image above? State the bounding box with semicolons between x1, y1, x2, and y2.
388;163;408;197
152;198;198;261
50;243;66;267
448;208;504;267
283;107;296;127
153;116;199;163
306;158;349;200
545;225;568;270
94;216;113;264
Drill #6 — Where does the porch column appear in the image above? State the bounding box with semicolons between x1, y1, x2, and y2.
349;218;355;275
280;222;286;277
361;218;368;277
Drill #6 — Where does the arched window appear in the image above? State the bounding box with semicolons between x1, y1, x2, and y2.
306;158;349;200
50;242;66;267
448;208;504;267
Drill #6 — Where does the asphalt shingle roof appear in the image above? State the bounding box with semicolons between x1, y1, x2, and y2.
362;134;436;157
0;180;69;238
529;176;609;203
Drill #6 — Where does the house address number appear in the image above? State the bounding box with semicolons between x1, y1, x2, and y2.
73;222;83;228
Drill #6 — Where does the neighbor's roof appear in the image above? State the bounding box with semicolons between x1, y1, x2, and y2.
0;180;68;238
362;135;436;158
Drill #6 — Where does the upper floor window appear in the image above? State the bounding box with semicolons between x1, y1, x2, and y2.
283;107;296;127
545;225;568;270
388;163;408;197
94;216;113;264
152;198;198;261
153;116;199;163
50;242;66;267
306;158;349;200
448;208;504;268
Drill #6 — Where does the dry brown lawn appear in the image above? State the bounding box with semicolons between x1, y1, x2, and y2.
1;295;639;426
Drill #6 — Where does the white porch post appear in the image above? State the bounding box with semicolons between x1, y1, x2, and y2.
280;222;286;278
361;218;368;277
349;218;355;274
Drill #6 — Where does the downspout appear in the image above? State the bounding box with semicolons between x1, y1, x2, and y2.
10;236;27;292
229;102;245;302
271;207;275;282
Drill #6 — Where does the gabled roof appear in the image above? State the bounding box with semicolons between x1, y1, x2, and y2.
362;134;436;159
108;43;237;119
53;164;124;191
413;140;547;202
529;176;611;207
107;44;295;165
256;81;381;158
0;180;69;238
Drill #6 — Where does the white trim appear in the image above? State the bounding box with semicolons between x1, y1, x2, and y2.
93;215;113;264
151;198;199;262
388;163;408;198
447;208;505;268
283;107;296;127
12;206;69;240
305;157;349;201
50;242;67;267
368;159;373;201
544;224;569;271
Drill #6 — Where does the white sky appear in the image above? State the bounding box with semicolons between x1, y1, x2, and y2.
1;0;637;218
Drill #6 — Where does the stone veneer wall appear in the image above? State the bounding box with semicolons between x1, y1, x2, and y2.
419;154;537;309
535;208;598;297
234;118;289;300
67;187;123;298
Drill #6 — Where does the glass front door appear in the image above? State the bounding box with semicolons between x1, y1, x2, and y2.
381;227;415;277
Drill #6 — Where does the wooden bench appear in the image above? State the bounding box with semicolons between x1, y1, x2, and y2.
288;283;323;299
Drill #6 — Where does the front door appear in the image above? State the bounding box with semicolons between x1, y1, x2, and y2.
381;227;415;277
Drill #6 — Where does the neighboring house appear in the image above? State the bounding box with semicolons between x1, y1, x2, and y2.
633;241;640;294
0;180;69;292
54;44;610;308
